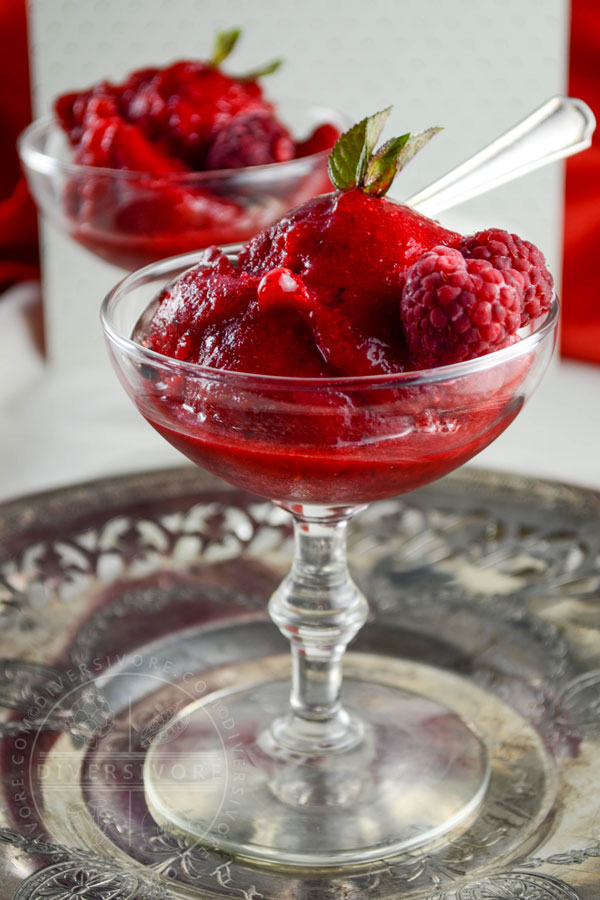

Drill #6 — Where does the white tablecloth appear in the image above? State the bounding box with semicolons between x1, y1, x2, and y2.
1;282;599;504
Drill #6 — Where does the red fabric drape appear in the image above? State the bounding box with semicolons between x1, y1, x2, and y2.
0;0;39;291
562;0;600;362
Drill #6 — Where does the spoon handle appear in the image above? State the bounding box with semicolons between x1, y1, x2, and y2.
406;96;596;216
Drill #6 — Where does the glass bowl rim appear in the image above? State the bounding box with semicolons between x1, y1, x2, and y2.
101;246;560;391
18;102;350;183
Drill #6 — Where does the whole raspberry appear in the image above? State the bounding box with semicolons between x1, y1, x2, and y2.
460;228;553;326
205;111;295;170
400;246;523;368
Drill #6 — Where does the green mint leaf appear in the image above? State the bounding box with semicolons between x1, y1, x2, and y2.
394;126;443;172
211;28;242;66
239;58;283;81
360;107;393;180
363;134;411;196
328;107;392;191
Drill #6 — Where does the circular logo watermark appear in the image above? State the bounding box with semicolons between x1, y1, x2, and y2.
4;653;246;856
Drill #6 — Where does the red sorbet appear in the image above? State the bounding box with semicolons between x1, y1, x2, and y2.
53;54;341;269
149;190;462;376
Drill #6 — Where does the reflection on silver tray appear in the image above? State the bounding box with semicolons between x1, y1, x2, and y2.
0;465;598;899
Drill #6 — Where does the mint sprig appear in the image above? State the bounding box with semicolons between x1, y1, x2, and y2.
210;27;282;81
211;28;242;66
394;127;443;171
328;109;442;197
328;107;391;192
238;58;283;81
363;134;410;195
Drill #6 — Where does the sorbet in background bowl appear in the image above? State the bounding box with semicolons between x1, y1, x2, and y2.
19;29;343;270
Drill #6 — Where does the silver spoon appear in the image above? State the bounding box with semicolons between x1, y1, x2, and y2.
406;95;595;216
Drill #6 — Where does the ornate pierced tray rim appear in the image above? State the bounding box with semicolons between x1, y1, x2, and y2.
0;464;598;546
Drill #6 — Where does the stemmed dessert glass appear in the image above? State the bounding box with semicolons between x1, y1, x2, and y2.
101;248;558;868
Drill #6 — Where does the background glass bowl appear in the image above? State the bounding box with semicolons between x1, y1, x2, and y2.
102;249;559;510
19;103;347;271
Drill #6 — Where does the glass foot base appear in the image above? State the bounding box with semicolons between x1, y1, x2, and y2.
144;677;490;868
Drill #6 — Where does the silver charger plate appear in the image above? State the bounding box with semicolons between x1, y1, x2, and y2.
0;464;598;900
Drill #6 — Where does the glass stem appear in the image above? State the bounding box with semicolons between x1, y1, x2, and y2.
268;507;368;753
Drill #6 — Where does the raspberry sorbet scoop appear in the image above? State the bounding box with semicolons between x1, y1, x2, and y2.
53;29;343;270
147;107;553;376
55;28;338;174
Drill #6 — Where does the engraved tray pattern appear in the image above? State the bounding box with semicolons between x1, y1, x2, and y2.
0;465;598;900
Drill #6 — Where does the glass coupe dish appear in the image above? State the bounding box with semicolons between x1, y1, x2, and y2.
101;248;558;869
19;103;346;271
